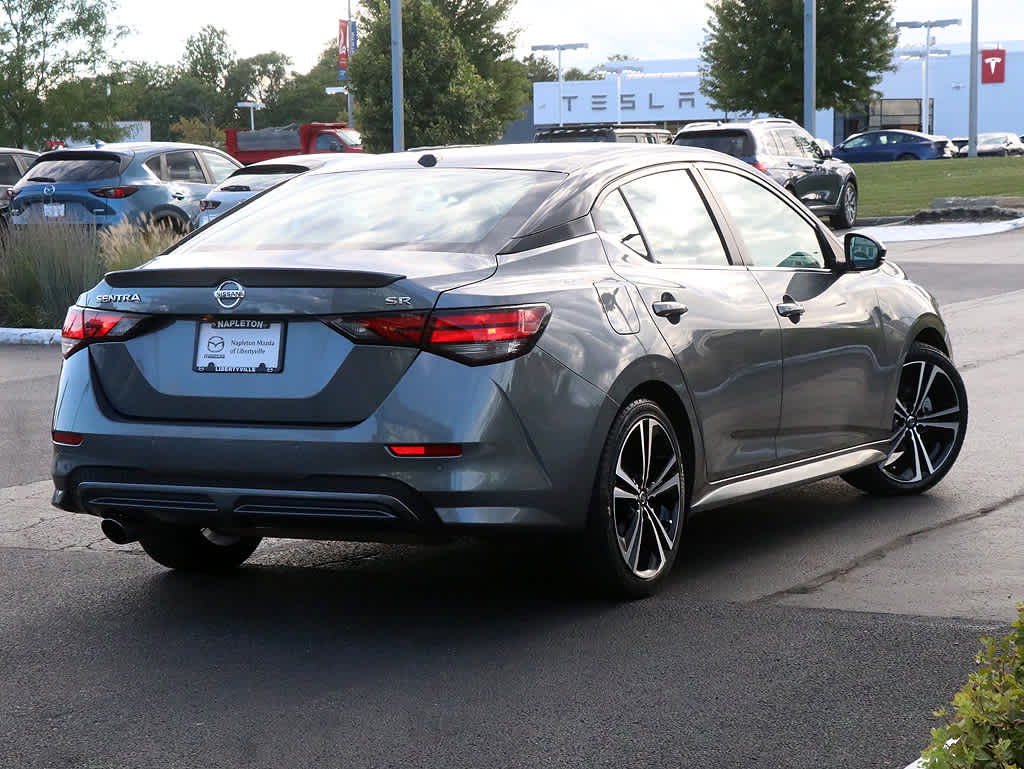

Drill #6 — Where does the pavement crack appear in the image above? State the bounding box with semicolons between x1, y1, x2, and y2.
754;488;1024;604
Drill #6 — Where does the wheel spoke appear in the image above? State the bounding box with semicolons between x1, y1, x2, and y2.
644;510;666;572
908;429;924;482
913;430;935;476
894;398;911;419
917;420;960;432
647;509;675;553
613;486;638;502
640;419;654;488
615;460;641;496
648;472;681;500
648;454;679;494
912;364;941;415
622;512;643;572
922;405;959;420
883;426;909;466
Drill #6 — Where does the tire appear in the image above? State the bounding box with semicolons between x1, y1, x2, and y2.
842;343;967;496
586;399;687;599
897;153;919;161
139;526;261;571
829;182;858;229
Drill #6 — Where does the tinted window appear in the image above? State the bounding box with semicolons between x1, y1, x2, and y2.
314;133;344;151
777;130;808;157
616;134;639;143
706;169;824;269
201;151;239;183
165;151;206;183
0;154;21;184
175;168;562;254
337;129;361;146
593;190;647;258
25;157;121;182
145;155;165;180
674;130;754;158
620;170;729;267
842;134;874;148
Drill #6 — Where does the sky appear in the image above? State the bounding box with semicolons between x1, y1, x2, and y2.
110;0;1024;76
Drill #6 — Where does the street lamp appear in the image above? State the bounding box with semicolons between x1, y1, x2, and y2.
596;63;643;125
236;101;265;131
531;42;589;126
896;18;961;134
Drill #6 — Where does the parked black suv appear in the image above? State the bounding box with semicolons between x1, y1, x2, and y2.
673;118;858;228
535;124;672;144
0;147;39;243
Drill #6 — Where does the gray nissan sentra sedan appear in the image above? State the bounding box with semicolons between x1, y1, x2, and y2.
51;143;967;598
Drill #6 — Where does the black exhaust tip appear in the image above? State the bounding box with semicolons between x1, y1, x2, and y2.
100;518;138;545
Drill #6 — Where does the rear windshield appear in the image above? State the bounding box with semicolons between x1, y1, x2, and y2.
673;130;755;158
25;157;123;182
219;168;307;192
535;131;613;143
337;129;361;146
175;168;564;254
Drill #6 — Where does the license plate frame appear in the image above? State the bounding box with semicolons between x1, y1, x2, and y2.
194;319;285;374
43;203;65;218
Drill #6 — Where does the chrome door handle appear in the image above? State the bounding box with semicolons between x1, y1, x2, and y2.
652;300;688;319
776;301;805;319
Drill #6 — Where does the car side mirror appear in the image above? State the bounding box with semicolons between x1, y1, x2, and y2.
844;233;886;270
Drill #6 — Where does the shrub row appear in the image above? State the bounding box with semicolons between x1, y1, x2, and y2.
0;219;179;328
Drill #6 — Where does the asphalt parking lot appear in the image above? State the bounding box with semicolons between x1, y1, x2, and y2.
2;227;1024;768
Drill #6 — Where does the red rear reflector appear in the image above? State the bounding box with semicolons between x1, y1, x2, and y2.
52;430;83;446
388;444;462;457
752;161;769;173
88;186;139;199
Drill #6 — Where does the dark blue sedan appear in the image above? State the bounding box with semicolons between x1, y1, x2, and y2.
832;130;955;162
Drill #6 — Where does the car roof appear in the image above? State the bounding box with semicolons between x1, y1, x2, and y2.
36;142;231;162
0;147;38;154
299;143;752;236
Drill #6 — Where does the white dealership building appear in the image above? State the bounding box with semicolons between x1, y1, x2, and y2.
532;42;1023;143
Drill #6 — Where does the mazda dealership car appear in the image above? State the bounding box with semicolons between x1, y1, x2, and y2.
51;144;967;597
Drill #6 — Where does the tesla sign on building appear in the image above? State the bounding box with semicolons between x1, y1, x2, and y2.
982;49;1007;83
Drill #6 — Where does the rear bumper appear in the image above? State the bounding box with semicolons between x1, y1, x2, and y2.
52;345;612;538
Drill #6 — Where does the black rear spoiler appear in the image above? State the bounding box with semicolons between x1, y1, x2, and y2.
104;268;405;289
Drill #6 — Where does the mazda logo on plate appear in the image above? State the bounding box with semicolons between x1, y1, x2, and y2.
43;184;55;196
214;280;245;309
207;336;225;352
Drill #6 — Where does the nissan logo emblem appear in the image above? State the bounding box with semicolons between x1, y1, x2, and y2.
43;184;55;196
214;280;245;309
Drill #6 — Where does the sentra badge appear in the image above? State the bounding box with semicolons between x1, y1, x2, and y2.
214;280;246;309
97;293;142;303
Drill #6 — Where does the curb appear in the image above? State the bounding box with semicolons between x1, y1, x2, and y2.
0;328;60;345
853;215;911;226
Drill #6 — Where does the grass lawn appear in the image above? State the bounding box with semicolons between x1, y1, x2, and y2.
852;156;1024;218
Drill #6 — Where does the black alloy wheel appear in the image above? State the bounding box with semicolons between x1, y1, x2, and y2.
587;399;686;598
843;343;967;495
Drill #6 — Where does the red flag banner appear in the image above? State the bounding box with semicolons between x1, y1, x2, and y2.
982;49;1006;84
338;19;350;69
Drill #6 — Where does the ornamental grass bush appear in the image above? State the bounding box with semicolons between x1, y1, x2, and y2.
0;218;178;328
920;604;1024;769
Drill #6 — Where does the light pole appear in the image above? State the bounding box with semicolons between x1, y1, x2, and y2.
596;64;643;125
531;42;588;126
236;101;265;131
895;18;961;134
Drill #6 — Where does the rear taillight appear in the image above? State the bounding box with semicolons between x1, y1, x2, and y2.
325;304;551;366
388;444;462;458
199;199;221;211
752;161;769;173
61;306;152;358
88;186;139;199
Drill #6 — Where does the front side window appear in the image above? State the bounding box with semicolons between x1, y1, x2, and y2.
0;154;21;184
201;151;240;183
619;170;730;267
314;133;344;152
705;169;824;269
843;135;874;149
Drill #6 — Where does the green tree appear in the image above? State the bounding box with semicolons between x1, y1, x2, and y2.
522;52;557;83
0;0;126;148
348;0;505;152
699;0;897;122
263;42;346;127
564;67;599;81
184;24;235;89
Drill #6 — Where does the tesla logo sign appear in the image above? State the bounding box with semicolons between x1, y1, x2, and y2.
982;49;1006;83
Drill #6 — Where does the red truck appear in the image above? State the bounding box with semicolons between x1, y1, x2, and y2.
224;122;363;164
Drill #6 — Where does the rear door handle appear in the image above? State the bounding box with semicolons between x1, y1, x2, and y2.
652;300;688;319
171;192;185;200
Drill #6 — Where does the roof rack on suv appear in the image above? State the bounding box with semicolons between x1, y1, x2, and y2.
680;121;723;130
749;118;798;126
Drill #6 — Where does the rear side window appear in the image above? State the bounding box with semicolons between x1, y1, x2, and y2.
619;170;730;267
673;131;754;158
0;154;21;184
594;190;648;258
174;168;564;254
165;151;206;183
25;157;122;182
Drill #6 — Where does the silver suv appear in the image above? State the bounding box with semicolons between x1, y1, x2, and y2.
674;118;858;229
